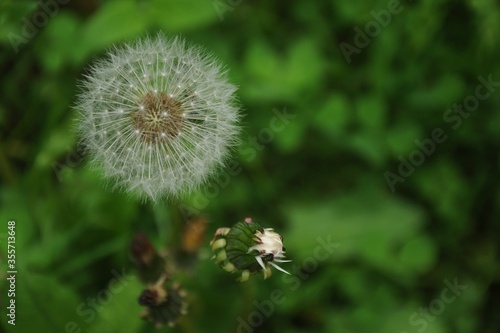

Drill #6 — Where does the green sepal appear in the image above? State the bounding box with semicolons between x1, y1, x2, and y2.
225;221;263;273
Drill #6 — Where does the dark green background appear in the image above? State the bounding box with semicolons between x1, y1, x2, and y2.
1;0;499;332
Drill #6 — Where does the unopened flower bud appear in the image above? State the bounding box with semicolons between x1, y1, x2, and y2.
139;279;187;328
210;218;291;281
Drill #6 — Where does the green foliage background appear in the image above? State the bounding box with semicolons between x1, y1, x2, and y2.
1;0;499;332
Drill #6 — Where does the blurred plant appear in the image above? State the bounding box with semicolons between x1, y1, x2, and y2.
75;33;240;202
130;233;187;328
181;215;208;254
210;217;291;281
130;232;167;284
138;277;187;329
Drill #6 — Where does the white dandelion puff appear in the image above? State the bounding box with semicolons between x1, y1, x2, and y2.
75;34;241;201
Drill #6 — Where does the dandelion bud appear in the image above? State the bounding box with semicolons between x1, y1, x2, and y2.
139;279;187;328
210;218;291;281
76;34;240;201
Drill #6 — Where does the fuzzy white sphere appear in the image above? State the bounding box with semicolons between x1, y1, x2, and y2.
76;34;240;201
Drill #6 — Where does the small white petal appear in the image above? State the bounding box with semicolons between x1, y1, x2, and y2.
273;259;292;263
255;256;266;271
269;261;290;275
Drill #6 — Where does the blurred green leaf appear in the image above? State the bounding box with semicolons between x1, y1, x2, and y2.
147;0;218;30
413;158;469;235
273;113;306;152
0;273;82;332
385;122;423;156
408;74;465;109
355;95;386;131
243;40;282;101
398;235;437;273
86;275;144;333
347;131;387;166
313;94;351;138
77;0;147;61
286;38;324;92
37;13;81;71
0;1;38;45
284;186;425;273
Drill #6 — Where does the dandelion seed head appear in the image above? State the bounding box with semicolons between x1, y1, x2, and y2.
76;34;240;201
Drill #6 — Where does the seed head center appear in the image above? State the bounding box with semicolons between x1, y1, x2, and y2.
132;92;184;143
